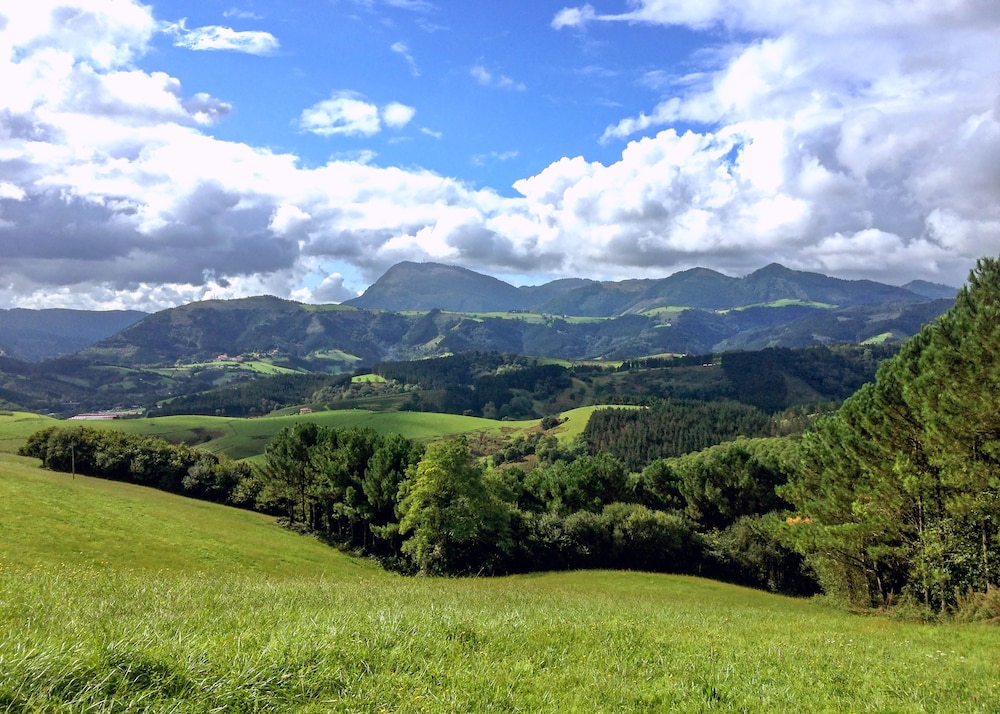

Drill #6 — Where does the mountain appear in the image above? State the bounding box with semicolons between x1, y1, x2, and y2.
0;308;146;362
349;261;937;316
80;296;406;367
345;262;595;312
346;262;523;312
78;262;954;370
900;279;958;300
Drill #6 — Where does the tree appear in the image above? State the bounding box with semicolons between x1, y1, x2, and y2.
258;422;320;523
398;437;511;575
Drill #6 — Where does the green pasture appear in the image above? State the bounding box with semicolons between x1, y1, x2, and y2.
720;299;838;314
162;359;302;375
99;411;502;460
458;310;608;324
351;373;388;383
0;406;613;461
1;460;998;712
398;309;608;324
638;305;689;316
863;331;896;344
309;349;363;365
547;404;642;444
0;411;57;454
0;452;359;577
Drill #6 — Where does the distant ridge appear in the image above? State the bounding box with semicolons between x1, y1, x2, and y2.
348;261;950;316
900;280;959;300
0;308;147;362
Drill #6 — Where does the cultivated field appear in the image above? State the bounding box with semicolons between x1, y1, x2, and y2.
1;456;997;712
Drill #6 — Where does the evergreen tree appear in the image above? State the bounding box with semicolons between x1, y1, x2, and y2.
780;257;1000;611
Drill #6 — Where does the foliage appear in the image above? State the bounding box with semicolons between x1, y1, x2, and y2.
19;425;253;506
257;423;423;557
398;437;512;574
159;373;352;417
583;399;772;471
779;257;1000;612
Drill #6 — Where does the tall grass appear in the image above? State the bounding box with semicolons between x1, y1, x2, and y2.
3;565;998;712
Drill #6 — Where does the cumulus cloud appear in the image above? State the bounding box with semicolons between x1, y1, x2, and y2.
304;272;358;303
165;20;279;55
382;102;416;129
299;92;415;137
546;0;1000;284
1;0;998;311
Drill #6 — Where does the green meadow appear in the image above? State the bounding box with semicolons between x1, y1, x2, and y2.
0;408;595;462
2;455;998;712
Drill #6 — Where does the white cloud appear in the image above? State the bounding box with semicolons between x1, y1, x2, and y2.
223;8;264;21
552;5;597;30
1;0;998;312
304;272;359;303
299;92;382;137
471;150;519;167
382;102;416;129
299;94;415;137
471;65;526;92
167;20;279;55
553;0;1000;33
553;0;1000;284
391;41;420;77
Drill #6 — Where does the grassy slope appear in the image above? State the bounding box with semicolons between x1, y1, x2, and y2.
2;457;998;712
0;411;58;454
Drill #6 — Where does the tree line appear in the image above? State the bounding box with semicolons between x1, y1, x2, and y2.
21;426;254;505
21;419;812;591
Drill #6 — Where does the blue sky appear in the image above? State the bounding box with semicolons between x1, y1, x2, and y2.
140;1;710;192
1;1;999;310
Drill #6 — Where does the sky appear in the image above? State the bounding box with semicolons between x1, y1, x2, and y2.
1;0;999;311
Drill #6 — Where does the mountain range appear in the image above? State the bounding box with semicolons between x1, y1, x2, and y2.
345;261;955;315
0;261;958;414
1;262;958;367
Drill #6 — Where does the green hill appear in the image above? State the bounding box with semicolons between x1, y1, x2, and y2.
2;456;997;711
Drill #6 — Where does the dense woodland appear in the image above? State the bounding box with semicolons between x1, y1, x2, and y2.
18;256;1000;618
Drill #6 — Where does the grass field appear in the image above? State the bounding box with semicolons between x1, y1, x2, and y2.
0;407;603;461
2;457;998;712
